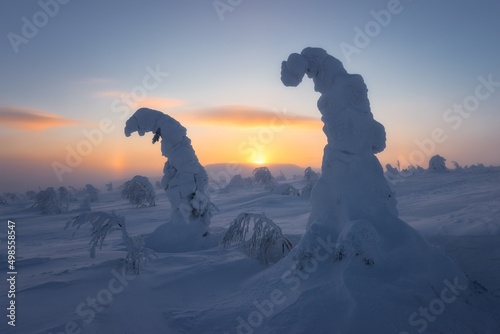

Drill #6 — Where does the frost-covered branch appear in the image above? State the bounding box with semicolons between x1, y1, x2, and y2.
65;212;156;274
221;213;293;264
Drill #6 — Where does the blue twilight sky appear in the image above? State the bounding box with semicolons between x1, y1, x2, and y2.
0;0;499;192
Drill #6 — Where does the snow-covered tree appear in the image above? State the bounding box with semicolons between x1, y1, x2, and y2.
79;197;91;211
0;195;7;205
428;154;447;172
125;108;216;241
304;166;319;183
33;187;61;214
105;182;113;191
224;174;252;190
276;47;469;331
273;183;300;196
25;190;37;201
121;175;156;207
302;166;319;197
275;171;287;182
221;213;292;264
85;184;99;202
385;163;399;175
58;187;70;213
253;167;276;190
4;193;19;202
65;212;156;274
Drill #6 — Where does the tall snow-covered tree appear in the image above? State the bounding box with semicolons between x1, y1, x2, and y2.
274;47;470;331
125;108;216;241
121;175;156;207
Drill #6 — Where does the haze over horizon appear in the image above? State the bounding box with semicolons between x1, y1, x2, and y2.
1;0;499;192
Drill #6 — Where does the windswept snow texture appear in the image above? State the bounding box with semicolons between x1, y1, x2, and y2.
1;168;500;333
125;108;214;243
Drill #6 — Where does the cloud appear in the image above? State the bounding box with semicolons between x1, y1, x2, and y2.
0;105;83;131
94;91;185;109
180;105;322;128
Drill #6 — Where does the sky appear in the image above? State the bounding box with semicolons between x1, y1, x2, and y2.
1;0;499;192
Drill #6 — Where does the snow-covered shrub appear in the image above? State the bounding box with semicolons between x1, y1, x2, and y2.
275;171;287;182
301;167;319;197
452;161;462;170
273;183;300;196
253;167;276;190
0;195;7;205
85;184;99;202
79;197;91;211
221;213;292;264
304;167;319;183
85;184;99;201
224;174;251;190
385;164;399;175
25;190;37;201
121;175;156;207
4;193;20;202
58;187;70;213
65;212;156;274
33;187;61;214
428;154;447;173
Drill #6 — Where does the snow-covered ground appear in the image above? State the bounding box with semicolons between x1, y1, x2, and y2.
1;166;499;333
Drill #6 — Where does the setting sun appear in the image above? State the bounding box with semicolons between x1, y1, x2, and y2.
253;152;266;165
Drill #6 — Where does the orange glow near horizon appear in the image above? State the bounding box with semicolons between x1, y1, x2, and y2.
3;102;499;193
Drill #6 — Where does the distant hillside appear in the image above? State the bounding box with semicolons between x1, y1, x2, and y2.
204;163;315;180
